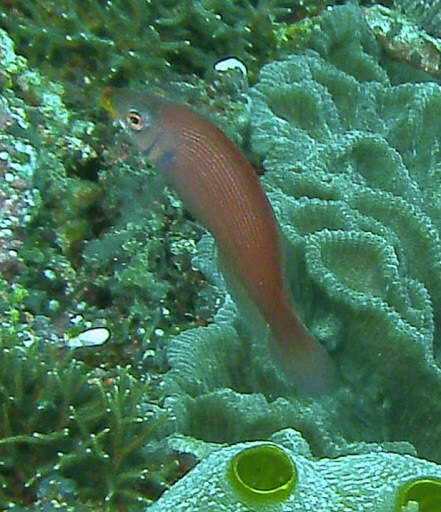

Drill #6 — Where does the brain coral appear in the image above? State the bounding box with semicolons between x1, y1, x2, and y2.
250;3;441;460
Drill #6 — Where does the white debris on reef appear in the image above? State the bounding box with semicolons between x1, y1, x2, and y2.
67;327;110;348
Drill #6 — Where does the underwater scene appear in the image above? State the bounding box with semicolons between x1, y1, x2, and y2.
1;0;441;510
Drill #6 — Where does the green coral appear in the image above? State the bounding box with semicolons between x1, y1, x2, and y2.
0;336;169;509
0;25;99;294
0;26;207;373
159;3;441;470
0;0;330;95
248;3;441;460
162;302;389;458
81;157;205;346
5;1;441;510
0;27;185;511
250;3;441;459
394;0;441;37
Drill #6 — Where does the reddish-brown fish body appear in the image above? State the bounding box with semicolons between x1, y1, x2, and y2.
103;88;335;394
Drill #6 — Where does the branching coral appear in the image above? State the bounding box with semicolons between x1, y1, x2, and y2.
0;0;329;94
0;338;170;510
0;30;184;501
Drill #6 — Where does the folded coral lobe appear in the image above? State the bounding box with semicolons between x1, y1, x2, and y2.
103;87;335;395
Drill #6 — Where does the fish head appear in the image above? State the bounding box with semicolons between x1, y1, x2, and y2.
101;87;166;156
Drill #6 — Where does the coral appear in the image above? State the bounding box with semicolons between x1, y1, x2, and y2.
0;336;170;509
249;2;441;462
80;155;206;349
0;26;208;375
0;28;187;510
394;0;441;38
0;26;99;312
160;2;441;470
147;428;441;511
0;29;40;279
5;1;441;509
162;303;390;457
0;0;329;98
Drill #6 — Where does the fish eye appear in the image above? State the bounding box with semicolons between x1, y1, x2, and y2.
126;110;143;131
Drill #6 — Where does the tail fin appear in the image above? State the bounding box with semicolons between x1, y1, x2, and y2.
270;328;337;396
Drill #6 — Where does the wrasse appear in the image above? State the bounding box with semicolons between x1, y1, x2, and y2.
102;87;335;395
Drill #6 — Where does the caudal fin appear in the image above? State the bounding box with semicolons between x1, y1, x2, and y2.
270;330;337;396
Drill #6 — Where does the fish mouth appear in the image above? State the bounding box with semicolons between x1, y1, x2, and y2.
101;87;120;120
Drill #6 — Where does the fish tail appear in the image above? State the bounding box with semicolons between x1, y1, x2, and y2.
270;325;337;396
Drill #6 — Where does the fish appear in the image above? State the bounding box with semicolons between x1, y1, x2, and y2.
102;87;336;395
